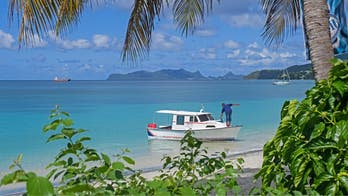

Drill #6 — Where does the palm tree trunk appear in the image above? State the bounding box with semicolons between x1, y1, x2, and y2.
303;0;334;81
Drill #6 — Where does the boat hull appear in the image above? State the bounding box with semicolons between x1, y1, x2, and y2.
273;81;290;85
147;126;241;141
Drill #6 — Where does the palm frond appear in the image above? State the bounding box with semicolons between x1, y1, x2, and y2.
8;0;97;46
173;0;219;36
55;0;101;36
122;0;164;63
8;0;60;47
55;0;84;36
260;0;302;46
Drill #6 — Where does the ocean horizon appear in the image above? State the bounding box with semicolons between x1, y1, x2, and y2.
0;80;314;183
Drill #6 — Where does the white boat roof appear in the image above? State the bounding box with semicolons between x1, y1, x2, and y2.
156;110;211;116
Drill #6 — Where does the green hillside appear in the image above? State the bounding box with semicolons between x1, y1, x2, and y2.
244;64;314;80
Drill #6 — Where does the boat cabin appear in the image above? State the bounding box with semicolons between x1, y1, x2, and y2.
156;110;219;130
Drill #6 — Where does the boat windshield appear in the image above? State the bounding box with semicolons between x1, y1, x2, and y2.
198;114;214;122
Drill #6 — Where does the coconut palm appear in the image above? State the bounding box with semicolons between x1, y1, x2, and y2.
8;0;91;47
121;0;219;63
8;0;219;61
261;0;334;81
9;0;334;81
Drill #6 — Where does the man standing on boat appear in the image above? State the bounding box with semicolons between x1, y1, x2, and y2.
220;103;240;127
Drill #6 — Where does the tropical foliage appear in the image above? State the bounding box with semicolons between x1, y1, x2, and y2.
0;105;242;195
256;58;348;195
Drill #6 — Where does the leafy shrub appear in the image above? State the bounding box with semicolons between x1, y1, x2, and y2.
148;131;243;195
1;105;242;195
256;58;348;195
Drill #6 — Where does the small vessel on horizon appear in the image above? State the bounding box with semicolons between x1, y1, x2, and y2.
54;76;71;82
147;109;241;141
273;69;291;85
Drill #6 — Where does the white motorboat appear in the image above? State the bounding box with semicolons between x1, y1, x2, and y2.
147;110;241;141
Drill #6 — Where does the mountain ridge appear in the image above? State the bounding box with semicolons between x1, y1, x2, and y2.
107;69;244;81
107;64;314;81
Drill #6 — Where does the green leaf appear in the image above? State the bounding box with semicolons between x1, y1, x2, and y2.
76;137;91;143
77;128;87;133
16;154;23;164
61;111;70;117
27;175;54;196
112;162;125;170
180;186;196;195
338;173;348;191
310;122;325;140
101;153;111;165
1;170;28;185
46;160;66;168
122;156;135;165
85;154;100;162
1;173;16;185
115;170;123;179
62;118;74;127
332;80;348;97
46;133;66;143
325;183;338;195
43;120;60;132
61;128;75;138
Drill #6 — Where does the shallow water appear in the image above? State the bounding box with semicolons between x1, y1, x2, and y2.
0;80;314;175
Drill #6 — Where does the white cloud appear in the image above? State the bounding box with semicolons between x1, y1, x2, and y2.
248;42;259;49
196;29;216;37
79;64;105;73
152;33;183;51
0;30;15;49
28;34;47;48
49;31;91;49
227;49;240;58
238;48;297;66
279;52;296;58
93;34;111;48
222;13;263;28
197;48;216;60
64;39;91;49
224;40;239;49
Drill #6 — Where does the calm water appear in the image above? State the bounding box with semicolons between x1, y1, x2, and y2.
0;80;314;174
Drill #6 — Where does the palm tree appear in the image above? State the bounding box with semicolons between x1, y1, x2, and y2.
261;0;334;81
8;0;220;62
8;0;89;47
121;0;219;63
9;0;333;81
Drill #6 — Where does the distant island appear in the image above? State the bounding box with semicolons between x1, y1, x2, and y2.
244;64;314;80
107;69;243;81
107;64;314;81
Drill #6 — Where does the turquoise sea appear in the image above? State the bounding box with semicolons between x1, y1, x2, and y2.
0;80;314;178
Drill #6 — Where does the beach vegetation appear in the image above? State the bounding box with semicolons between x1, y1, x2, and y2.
0;105;242;195
256;58;348;195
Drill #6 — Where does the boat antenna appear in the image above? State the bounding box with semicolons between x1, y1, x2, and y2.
200;104;204;112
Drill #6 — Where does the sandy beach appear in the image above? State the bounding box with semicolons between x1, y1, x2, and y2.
139;149;263;194
0;149;263;195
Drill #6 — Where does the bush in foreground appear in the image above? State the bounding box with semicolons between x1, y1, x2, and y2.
256;58;348;195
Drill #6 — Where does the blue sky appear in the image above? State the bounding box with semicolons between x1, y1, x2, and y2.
0;0;308;80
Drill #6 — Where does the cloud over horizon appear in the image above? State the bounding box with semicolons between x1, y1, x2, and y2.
0;30;15;49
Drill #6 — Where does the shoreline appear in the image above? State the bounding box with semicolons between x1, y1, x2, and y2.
140;149;263;179
0;149;264;195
